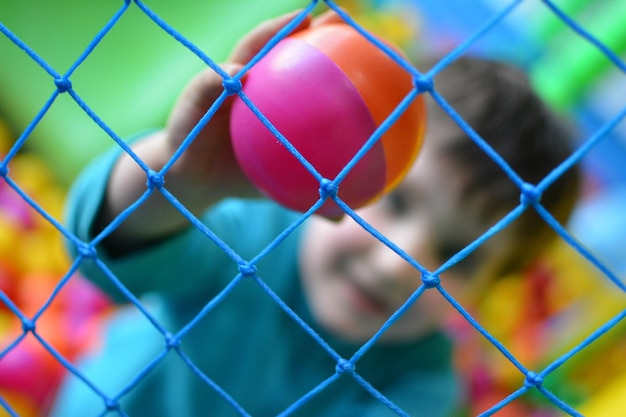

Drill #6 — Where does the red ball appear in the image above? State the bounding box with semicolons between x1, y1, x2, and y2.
230;23;426;218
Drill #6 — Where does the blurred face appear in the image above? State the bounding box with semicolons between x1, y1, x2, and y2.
298;134;515;343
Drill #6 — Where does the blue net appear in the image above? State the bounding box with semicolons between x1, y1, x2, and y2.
1;0;625;416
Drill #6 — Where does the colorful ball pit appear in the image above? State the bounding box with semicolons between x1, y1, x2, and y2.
0;119;111;417
230;23;426;218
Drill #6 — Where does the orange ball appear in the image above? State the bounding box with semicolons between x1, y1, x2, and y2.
231;23;426;218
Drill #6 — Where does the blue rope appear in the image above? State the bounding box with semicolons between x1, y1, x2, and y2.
541;0;626;74
0;0;625;416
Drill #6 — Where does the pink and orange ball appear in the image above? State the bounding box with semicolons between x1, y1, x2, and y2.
230;23;426;218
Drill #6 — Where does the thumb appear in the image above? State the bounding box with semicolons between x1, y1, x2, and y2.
179;63;244;116
228;10;311;64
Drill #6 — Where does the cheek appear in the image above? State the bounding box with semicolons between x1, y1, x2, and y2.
298;219;346;298
299;217;365;270
299;220;335;275
382;289;452;341
298;220;383;341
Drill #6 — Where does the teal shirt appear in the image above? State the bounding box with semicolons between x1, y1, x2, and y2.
52;144;462;417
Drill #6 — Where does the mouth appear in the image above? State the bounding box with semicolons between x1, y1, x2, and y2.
330;251;411;320
345;281;392;318
336;261;395;317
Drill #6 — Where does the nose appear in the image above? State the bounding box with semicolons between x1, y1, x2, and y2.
366;222;439;290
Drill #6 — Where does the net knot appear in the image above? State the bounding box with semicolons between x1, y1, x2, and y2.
104;398;121;411
336;358;355;375
54;77;72;93
238;262;257;277
414;75;433;94
77;242;97;259
422;272;440;289
0;163;8;178
520;182;541;207
319;178;338;200
222;77;242;96
146;169;165;190
164;332;181;349
22;319;35;333
524;371;543;388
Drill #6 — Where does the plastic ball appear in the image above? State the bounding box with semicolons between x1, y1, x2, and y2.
0;335;65;410
230;23;426;218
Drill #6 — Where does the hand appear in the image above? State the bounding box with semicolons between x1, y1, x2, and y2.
164;9;343;198
101;9;343;252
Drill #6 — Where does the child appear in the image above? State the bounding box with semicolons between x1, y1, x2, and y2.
51;9;580;417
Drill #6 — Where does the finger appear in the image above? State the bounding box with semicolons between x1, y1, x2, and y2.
171;63;241;121
221;62;244;81
311;9;344;27
189;64;242;110
229;10;312;64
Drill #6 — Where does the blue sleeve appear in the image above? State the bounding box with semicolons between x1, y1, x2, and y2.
370;372;462;417
64;141;303;304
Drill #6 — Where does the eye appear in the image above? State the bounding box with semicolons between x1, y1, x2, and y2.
436;243;464;264
383;189;411;216
436;243;479;273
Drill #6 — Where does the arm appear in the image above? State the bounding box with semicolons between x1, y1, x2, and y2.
66;10;341;300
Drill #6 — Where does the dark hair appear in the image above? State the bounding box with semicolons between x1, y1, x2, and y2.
421;56;581;277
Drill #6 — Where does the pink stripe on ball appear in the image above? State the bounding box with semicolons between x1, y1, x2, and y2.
231;37;386;217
